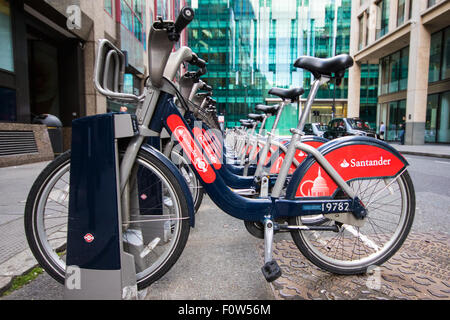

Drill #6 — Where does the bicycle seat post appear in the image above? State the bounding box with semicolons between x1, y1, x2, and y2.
271;77;329;198
254;101;286;177
240;122;257;166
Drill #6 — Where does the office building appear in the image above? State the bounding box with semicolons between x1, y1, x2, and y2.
348;0;450;144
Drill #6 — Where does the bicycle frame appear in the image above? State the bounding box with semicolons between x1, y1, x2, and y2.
95;30;407;228
135;88;363;223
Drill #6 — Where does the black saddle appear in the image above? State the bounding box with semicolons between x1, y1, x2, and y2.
247;113;265;122
294;54;353;81
268;87;304;101
255;104;279;116
239;119;255;128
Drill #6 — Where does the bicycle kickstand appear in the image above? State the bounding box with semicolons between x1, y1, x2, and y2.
261;218;282;282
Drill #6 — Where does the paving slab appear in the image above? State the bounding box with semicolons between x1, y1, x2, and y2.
266;232;450;300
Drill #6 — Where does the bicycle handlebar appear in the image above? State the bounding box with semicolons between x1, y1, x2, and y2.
174;6;195;33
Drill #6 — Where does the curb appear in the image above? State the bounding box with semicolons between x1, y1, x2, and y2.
0;248;39;296
397;151;450;159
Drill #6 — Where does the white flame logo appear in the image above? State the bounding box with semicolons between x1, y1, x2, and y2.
340;159;350;168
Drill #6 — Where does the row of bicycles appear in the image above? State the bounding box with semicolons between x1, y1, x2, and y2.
24;7;415;289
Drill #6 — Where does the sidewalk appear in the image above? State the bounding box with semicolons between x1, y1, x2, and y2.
390;142;450;159
0;161;50;294
0;141;449;297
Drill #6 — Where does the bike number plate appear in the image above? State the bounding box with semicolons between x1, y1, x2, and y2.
302;200;351;214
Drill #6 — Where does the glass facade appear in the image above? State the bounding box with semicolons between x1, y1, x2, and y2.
429;26;450;83
0;87;16;121
379;47;409;95
426;91;450;143
120;0;146;48
0;0;14;72
105;0;113;15
376;0;389;40
186;0;352;131
358;15;364;51
397;0;405;27
379;99;405;141
359;63;379;129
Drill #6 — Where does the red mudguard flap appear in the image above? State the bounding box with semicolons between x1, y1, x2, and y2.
167;114;216;183
296;144;406;197
270;140;324;174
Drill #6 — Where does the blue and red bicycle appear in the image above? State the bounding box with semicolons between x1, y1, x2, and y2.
24;7;415;289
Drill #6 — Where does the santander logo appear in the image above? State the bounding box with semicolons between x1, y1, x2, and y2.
175;125;210;173
340;159;350;168
340;156;392;168
167;114;216;183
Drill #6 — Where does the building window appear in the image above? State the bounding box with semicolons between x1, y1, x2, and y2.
376;0;389;40
399;46;409;91
428;0;436;8
156;0;169;19
0;0;14;72
104;0;112;15
443;27;450;80
385;99;406;141
397;0;405;27
429;26;450;83
379;47;409;95
360;64;379;128
408;0;412;20
0;87;16;121
358;15;364;50
388;51;400;93
426;91;450;143
380;56;389;94
120;0;146;46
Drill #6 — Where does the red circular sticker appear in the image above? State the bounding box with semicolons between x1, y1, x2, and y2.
84;233;94;243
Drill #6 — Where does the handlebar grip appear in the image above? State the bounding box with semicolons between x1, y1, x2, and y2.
174;7;195;33
202;83;212;91
196;58;206;68
189;53;207;68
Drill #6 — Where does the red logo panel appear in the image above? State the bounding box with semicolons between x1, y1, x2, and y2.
167;115;216;183
269;140;324;174
193;127;222;170
296;144;405;197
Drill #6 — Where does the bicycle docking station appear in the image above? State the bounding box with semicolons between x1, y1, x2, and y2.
64;112;139;300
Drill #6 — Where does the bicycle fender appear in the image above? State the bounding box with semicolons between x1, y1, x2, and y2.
140;144;196;227
285;136;409;199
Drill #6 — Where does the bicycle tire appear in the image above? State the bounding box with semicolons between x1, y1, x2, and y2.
24;148;191;289
288;170;415;274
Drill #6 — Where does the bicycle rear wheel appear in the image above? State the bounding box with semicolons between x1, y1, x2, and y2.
24;148;191;289
288;170;415;274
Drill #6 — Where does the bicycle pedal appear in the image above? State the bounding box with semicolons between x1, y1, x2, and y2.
261;260;282;282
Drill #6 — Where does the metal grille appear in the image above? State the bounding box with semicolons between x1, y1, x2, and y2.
0;131;38;156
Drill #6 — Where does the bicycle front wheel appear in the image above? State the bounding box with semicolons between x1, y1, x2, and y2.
288;170;415;274
24;148;191;289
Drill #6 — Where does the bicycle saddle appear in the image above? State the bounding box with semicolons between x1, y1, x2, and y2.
255;104;279;116
247;113;265;122
268;87;304;101
294;54;353;79
239;119;255;128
